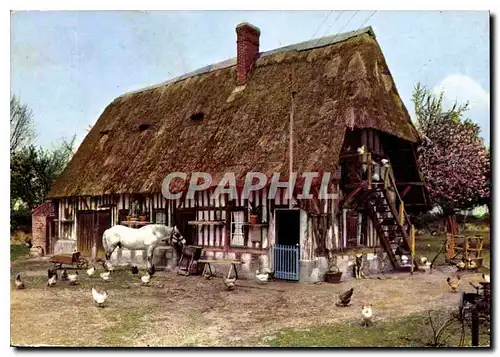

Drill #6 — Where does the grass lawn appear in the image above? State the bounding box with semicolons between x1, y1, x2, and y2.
10;244;30;261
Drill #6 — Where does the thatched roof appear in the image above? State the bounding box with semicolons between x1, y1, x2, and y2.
48;26;419;198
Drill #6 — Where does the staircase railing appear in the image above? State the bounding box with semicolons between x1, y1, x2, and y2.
383;163;416;273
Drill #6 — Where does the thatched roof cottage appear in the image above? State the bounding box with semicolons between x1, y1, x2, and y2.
39;23;428;282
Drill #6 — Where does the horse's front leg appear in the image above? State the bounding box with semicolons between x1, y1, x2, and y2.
146;245;156;270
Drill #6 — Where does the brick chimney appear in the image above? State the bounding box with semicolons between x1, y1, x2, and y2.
236;22;260;85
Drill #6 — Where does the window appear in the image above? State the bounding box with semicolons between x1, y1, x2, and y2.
230;211;248;247
154;209;167;225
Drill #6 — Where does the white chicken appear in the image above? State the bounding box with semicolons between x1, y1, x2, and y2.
361;304;373;327
381;158;389;165
47;274;57;287
482;273;490;283
91;288;108;307
457;261;466;270
255;270;269;284
401;255;409;265
357;146;365;154
223;277;237;291
68;271;79;285
419;256;428;265
100;271;111;281
86;266;96;277
141;273;151;285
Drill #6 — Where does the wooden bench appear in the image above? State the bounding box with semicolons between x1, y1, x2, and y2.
198;259;242;279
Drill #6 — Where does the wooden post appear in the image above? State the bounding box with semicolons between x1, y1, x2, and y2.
446;233;455;261
224;208;230;253
471;308;479;346
399;202;405;226
367;153;372;189
410;225;415;275
342;209;347;249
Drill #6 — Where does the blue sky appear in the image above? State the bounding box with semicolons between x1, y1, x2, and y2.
10;10;490;149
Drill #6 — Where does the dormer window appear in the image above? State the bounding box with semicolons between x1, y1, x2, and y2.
139;123;152;132
190;112;204;121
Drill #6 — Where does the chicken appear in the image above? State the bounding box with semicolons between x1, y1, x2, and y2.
468;260;477;270
223;277;237;291
401;255;409;265
361;304;373;327
482;273;490;283
91;288;108;307
147;264;155;276
335;288;354;307
357;146;365;154
381;158;389;165
86;266;96;277
203;269;212;280
457;261;466;270
255;270;269;284
100;271;111;281
61;269;69;281
419;256;428;265
47;272;58;287
68;271;79;285
141;273;151;285
447;275;461;292
130;265;139;275
15;274;25;290
47;268;56;279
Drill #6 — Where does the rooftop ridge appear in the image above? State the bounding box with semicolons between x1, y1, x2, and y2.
116;26;374;100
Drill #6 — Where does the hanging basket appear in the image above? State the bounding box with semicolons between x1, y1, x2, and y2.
324;264;343;284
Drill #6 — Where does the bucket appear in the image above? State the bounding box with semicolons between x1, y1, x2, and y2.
324;264;343;284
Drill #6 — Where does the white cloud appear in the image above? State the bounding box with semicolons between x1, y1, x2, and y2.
433;74;490;110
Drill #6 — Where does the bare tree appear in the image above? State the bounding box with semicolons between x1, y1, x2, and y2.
10;95;35;153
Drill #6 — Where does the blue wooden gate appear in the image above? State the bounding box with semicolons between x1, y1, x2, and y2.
273;244;299;281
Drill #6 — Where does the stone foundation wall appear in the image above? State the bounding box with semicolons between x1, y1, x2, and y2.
299;252;393;283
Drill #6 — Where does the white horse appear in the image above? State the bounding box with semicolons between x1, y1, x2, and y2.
102;224;185;269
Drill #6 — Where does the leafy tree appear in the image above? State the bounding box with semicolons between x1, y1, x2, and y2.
10;94;35;153
412;83;490;234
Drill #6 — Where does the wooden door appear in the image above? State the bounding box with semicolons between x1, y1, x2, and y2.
96;210;111;257
174;210;196;246
77;211;94;255
346;211;358;248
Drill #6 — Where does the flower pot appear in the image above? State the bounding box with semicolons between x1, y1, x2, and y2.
249;214;259;225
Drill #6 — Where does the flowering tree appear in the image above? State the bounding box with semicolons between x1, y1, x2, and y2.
412;83;490;234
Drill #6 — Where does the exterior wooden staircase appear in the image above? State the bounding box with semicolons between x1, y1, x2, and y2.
341;152;417;272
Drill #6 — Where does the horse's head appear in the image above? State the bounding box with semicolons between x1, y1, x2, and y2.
171;226;186;246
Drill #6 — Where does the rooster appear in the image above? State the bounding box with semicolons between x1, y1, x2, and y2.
130;265;139;275
15;274;25;290
447;275;461;292
361;304;373;327
147;264;155;276
91;288;108;307
336;288;354;307
223;277;237;291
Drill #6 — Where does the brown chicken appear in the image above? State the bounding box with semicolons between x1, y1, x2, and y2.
336;288;354;307
447;275;461;292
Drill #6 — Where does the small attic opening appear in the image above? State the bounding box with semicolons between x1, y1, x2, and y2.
190;112;204;121
138;123;152;132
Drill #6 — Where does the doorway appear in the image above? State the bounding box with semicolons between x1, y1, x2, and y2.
174;209;197;246
273;209;300;281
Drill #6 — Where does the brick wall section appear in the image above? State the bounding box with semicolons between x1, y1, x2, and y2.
236;22;260;85
32;215;46;254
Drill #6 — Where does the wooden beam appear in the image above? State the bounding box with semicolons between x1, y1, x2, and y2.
400;185;412;198
395;182;425;186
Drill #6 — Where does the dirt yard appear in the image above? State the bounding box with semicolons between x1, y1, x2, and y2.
10;255;487;347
